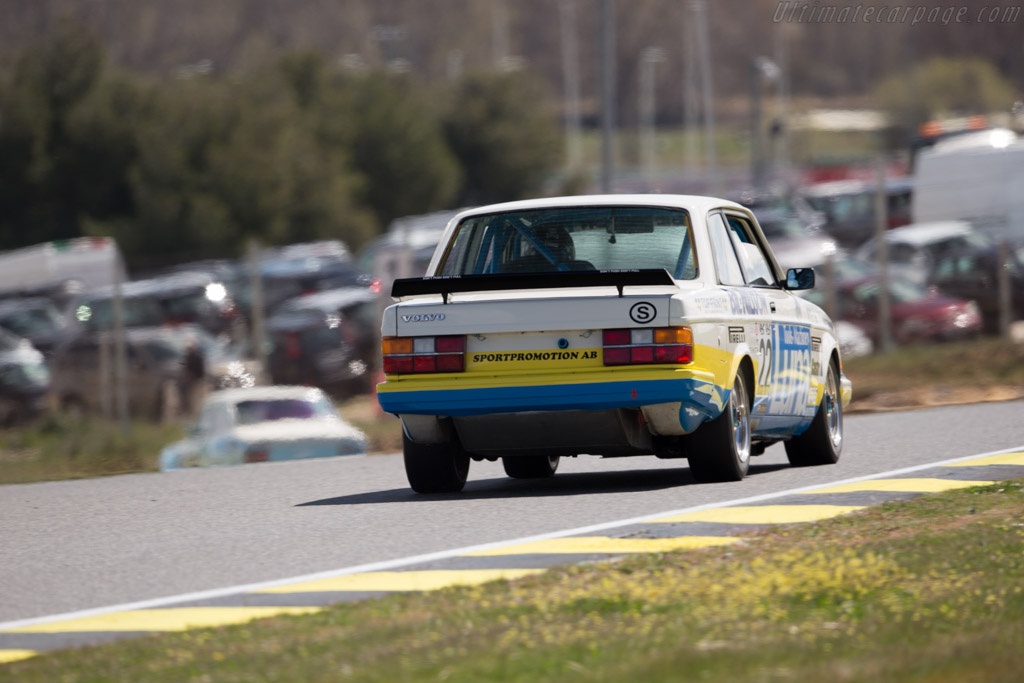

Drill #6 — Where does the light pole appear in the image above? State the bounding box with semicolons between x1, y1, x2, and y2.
750;56;780;190
682;3;700;179
640;47;666;191
600;0;616;193
559;0;583;172
692;0;718;195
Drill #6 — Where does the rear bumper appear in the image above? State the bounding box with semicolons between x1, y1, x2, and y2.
377;373;725;419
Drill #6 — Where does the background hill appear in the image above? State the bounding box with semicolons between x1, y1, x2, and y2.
3;0;1022;125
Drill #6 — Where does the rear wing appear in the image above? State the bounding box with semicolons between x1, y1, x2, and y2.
391;269;676;303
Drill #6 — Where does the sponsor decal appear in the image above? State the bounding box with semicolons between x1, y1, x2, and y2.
728;326;745;344
402;313;446;322
725;289;772;317
629;301;657;324
471;351;599;363
694;295;729;314
765;323;814;416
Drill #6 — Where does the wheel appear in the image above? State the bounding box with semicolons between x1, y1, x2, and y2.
687;373;751;482
502;454;560;479
785;361;843;467
403;432;470;493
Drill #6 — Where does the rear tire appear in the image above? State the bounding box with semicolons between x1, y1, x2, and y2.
403;432;470;493
687;373;751;483
502;454;560;479
785;361;843;467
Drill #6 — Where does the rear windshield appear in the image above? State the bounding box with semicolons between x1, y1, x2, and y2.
435;207;697;279
235;397;335;424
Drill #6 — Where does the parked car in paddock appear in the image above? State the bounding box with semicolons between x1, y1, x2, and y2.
0;328;50;425
49;325;261;420
159;385;367;470
0;296;75;356
929;240;1024;333
800;176;913;247
73;272;241;339
265;287;380;395
226;251;377;319
378;195;853;493
854;220;990;286
800;275;983;346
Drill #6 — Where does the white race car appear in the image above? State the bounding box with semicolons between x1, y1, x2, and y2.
378;195;852;493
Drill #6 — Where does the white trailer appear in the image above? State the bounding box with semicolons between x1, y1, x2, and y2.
0;236;126;295
912;138;1024;241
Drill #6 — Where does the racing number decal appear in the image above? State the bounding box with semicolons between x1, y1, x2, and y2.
629;302;656;324
757;336;773;387
765;323;813;416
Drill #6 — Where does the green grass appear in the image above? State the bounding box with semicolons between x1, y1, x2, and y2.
5;480;1023;681
0;414;183;485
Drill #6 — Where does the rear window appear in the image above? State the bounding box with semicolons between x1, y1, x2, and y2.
234;397;334;424
436;207;697;279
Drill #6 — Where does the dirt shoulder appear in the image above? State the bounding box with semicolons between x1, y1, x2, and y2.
847;384;1024;414
842;337;1024;414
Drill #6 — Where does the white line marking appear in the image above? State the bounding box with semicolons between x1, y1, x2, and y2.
2;443;1022;632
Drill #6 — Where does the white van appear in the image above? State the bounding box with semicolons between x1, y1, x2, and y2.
0;237;127;296
912;138;1024;241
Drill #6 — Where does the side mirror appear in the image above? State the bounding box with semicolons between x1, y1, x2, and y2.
785;267;815;291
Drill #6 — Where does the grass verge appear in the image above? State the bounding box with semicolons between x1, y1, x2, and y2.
843;337;1024;412
0;414;183;485
5;479;1023;681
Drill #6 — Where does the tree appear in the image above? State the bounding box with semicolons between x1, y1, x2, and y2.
443;71;562;205
874;57;1018;131
344;74;462;229
0;21;108;247
91;74;375;263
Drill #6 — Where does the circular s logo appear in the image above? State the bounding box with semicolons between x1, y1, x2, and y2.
629;302;656;324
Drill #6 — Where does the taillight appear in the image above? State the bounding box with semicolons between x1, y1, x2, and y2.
603;327;693;366
382;335;466;374
244;447;269;463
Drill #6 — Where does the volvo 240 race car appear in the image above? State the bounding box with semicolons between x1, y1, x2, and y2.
377;195;852;493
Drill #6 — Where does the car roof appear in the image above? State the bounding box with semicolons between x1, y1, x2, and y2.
801;176;913;196
206;385;327;406
452;194;747;219
882;220;974;245
276;286;376;313
90;324;206;343
85;272;222;300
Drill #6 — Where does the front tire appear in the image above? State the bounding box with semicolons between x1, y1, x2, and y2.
785;361;843;467
687;373;751;483
502;454;560;479
403;432;470;493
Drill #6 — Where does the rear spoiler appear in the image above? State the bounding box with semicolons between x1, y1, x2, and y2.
391;269;676;303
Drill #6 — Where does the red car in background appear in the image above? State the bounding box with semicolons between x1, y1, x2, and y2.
803;276;982;346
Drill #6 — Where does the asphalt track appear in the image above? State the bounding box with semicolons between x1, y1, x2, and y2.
2;399;1024;664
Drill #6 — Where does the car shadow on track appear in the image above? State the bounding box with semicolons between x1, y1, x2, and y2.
296;462;791;506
